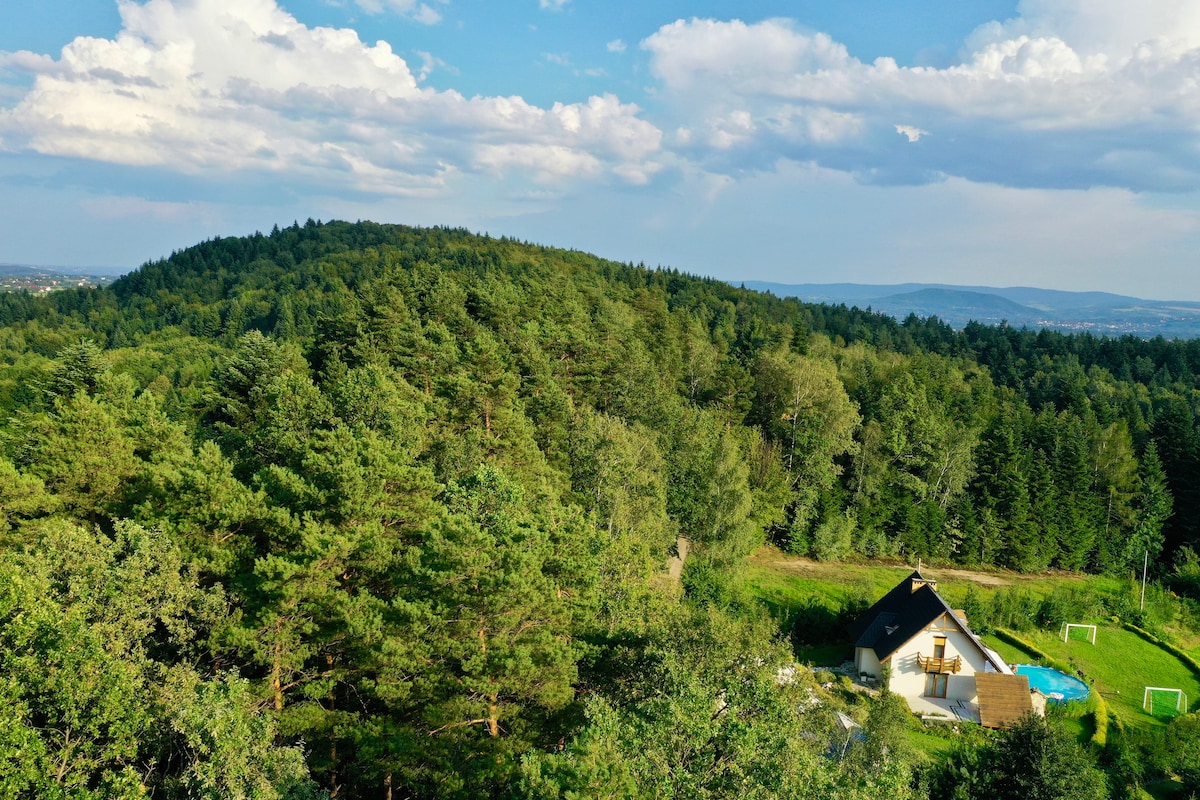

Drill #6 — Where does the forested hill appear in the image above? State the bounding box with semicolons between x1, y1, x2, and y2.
0;219;1197;797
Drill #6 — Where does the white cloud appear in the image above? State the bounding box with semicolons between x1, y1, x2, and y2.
641;11;1200;191
606;39;626;54
353;0;443;24
969;0;1200;58
412;50;446;82
539;0;569;10
0;0;662;196
895;125;926;142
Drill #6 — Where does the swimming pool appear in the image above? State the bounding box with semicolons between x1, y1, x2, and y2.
1014;664;1091;703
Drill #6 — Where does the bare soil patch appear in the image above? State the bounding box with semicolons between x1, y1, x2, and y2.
747;547;1087;590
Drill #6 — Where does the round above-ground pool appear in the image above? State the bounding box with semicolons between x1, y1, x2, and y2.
1014;664;1090;703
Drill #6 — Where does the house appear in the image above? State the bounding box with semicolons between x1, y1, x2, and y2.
848;569;1038;727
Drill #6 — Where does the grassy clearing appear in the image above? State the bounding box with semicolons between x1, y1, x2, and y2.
744;546;1123;615
989;624;1200;728
746;548;1200;730
903;723;961;761
743;550;907;618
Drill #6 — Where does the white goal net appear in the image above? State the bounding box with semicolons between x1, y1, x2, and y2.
1061;623;1097;644
1144;687;1188;716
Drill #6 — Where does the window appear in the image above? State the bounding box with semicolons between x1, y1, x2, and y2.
933;637;946;660
925;673;948;698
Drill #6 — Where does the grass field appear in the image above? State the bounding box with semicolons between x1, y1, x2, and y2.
744;547;1127;617
744;547;1200;730
983;625;1200;727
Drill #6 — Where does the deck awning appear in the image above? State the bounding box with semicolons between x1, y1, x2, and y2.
976;673;1033;728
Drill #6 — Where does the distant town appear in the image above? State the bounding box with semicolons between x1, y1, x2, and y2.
0;265;118;293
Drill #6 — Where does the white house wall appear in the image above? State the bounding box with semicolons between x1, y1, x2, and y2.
855;646;882;678
885;615;995;704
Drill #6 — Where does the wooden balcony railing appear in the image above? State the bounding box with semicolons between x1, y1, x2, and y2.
918;654;962;674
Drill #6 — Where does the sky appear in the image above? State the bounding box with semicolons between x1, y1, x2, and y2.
3;1;1200;299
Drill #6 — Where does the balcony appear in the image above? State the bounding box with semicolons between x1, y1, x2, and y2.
918;654;962;674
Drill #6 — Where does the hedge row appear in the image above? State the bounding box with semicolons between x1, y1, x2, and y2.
1089;687;1113;747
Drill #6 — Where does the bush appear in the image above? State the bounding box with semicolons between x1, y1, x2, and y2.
1108;580;1175;633
810;512;855;562
990;588;1041;632
789;600;844;646
1168;546;1200;601
928;713;1107;800
960;585;993;634
1036;586;1101;630
1166;713;1200;792
1100;725;1169;800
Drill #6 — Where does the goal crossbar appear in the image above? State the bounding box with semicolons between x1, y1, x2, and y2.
1144;686;1188;715
1061;623;1097;644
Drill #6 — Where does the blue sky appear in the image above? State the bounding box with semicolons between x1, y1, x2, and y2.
4;0;1200;300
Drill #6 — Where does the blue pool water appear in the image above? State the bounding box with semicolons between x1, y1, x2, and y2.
1014;664;1090;703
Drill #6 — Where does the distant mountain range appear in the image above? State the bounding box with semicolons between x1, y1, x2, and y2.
743;281;1200;340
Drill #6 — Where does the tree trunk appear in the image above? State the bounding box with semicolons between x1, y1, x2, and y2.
488;696;500;737
271;634;284;712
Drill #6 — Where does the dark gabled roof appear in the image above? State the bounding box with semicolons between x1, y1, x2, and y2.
846;570;927;645
853;612;897;650
850;569;1007;671
860;583;951;660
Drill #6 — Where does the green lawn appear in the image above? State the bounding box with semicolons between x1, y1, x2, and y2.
983;625;1200;728
743;552;910;620
743;547;1127;623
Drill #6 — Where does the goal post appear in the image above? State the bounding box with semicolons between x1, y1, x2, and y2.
1144;687;1188;716
1062;623;1097;644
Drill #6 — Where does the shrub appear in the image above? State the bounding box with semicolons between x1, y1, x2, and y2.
960;585;993;634
1036;585;1101;629
1168;546;1200;601
789;600;843;646
990;588;1041;632
810;512;855;562
1166;713;1200;793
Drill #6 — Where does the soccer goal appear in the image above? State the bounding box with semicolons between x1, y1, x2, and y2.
1144;686;1189;717
1061;623;1097;644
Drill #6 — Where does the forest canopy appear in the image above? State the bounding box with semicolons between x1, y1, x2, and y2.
1;220;1198;797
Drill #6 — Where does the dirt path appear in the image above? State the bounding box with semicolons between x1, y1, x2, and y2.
747;547;1084;589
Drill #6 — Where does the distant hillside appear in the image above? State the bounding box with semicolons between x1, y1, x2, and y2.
743;280;1200;339
872;288;1032;318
